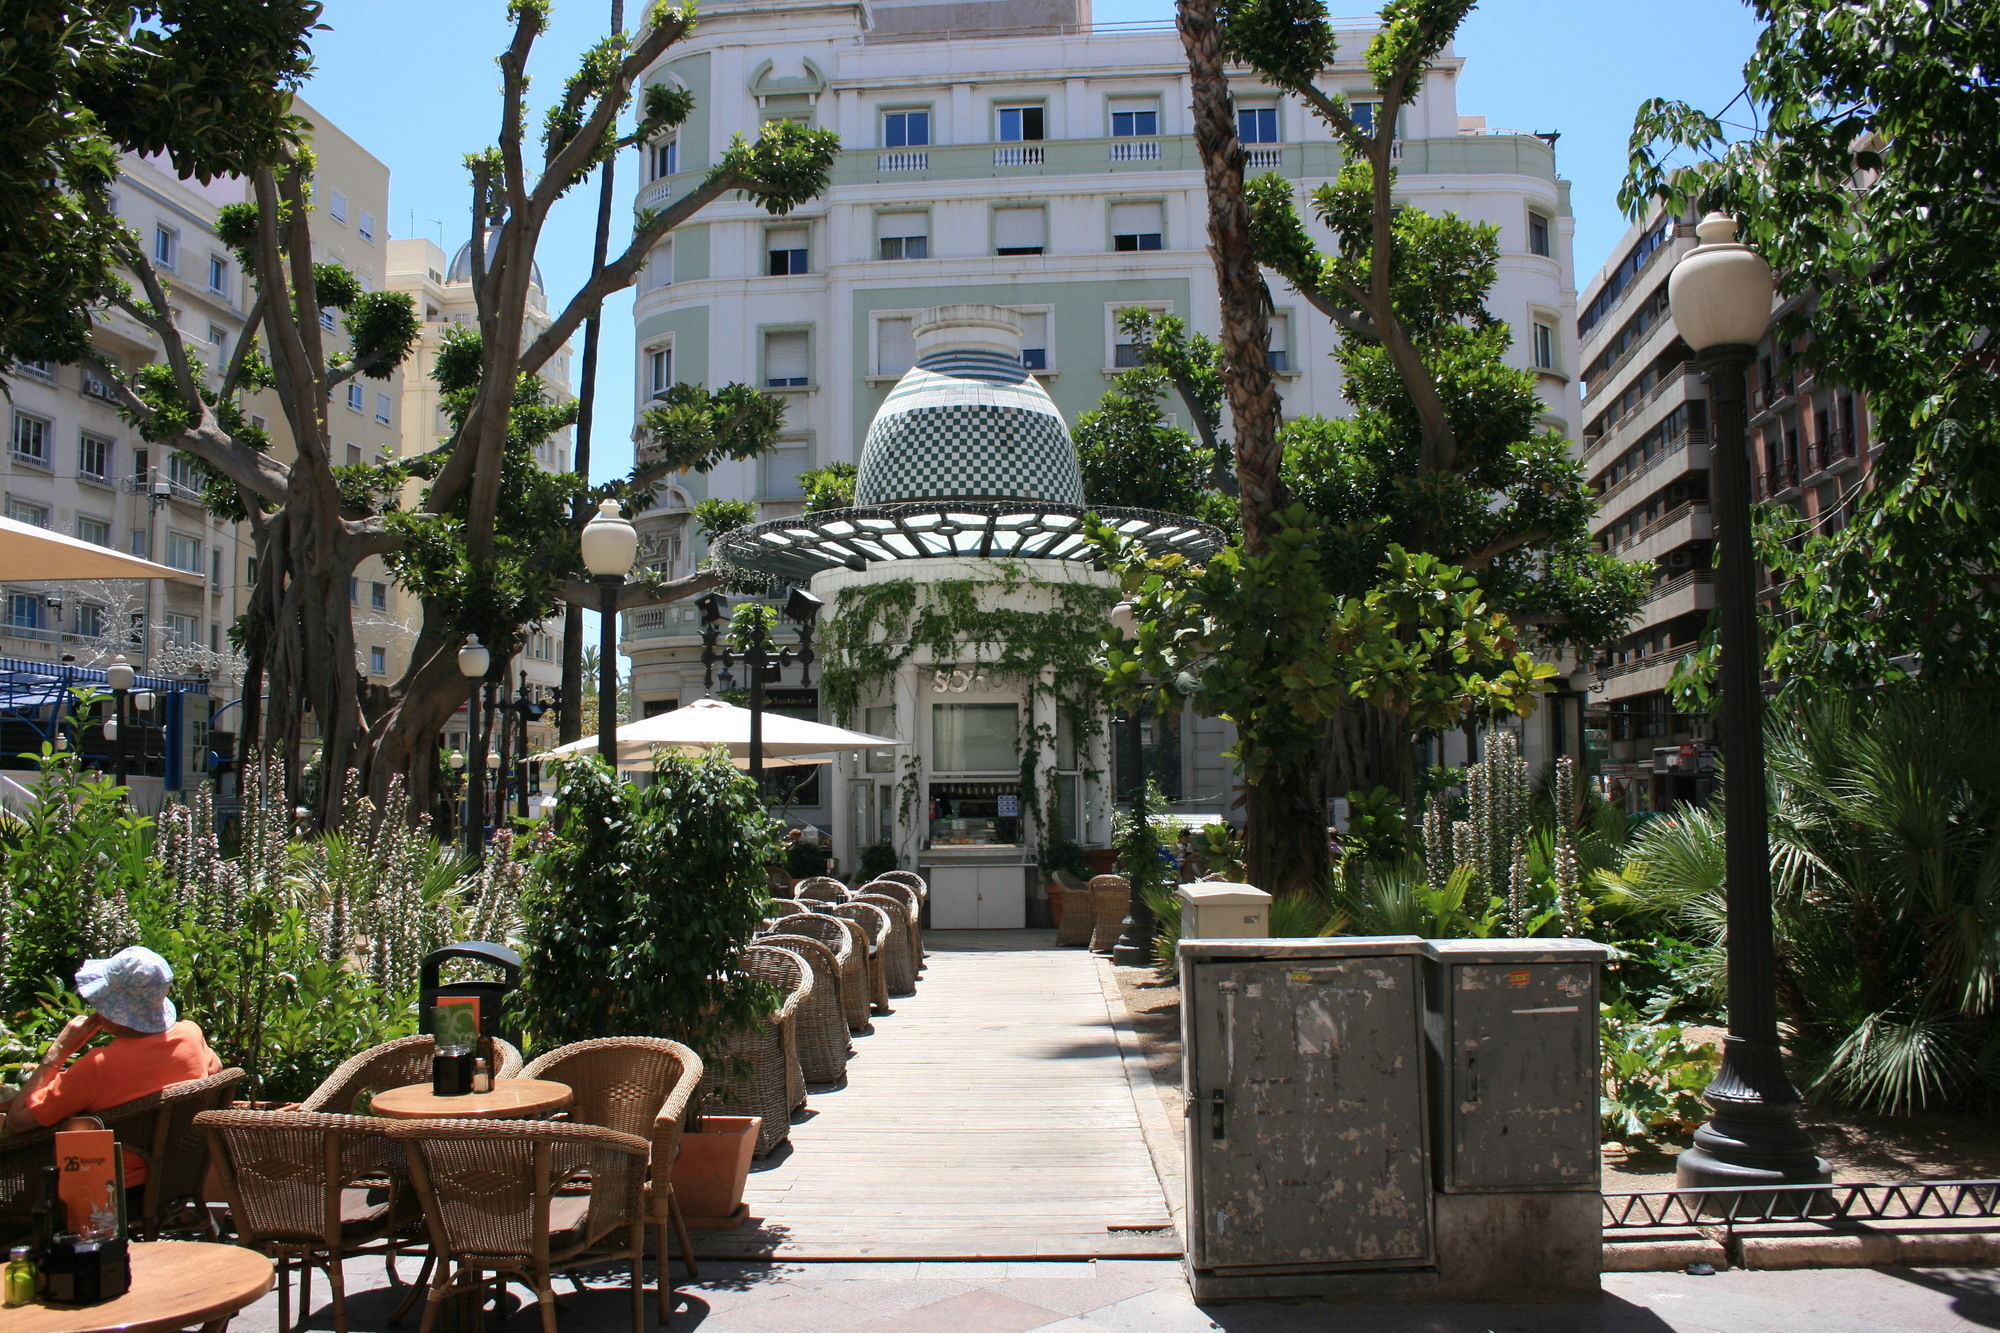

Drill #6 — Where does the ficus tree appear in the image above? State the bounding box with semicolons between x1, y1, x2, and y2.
4;1;840;821
1623;0;2000;694
1142;0;1639;892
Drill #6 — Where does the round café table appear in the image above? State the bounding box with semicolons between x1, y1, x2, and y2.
369;1077;572;1120
15;1239;274;1333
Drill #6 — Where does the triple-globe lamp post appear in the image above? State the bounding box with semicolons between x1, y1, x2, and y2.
1666;213;1829;1194
580;499;638;766
1106;600;1158;967
457;634;490;862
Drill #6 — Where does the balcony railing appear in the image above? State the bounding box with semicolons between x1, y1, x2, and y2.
1756;460;1801;501
1244;145;1284;171
1643;568;1716;604
1807;428;1857;474
876;150;929;172
1618;501;1711;552
992;145;1044;167
1109;140;1162;162
1595;427;1709;508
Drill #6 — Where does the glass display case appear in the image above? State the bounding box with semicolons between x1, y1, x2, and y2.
927;781;1021;847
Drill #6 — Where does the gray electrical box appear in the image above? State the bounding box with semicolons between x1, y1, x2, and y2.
1421;938;1604;1193
1180;937;1432;1295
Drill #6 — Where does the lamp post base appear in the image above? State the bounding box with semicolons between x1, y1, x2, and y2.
1110;894;1157;968
1677;1035;1831;1206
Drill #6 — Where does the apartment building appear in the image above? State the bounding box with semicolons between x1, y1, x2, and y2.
620;0;1586;831
1576;206;1872;813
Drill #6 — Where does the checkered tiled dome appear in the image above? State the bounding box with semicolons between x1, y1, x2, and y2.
855;307;1084;507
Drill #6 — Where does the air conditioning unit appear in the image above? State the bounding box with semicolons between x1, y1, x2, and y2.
1667;550;1692;569
1666;483;1691;503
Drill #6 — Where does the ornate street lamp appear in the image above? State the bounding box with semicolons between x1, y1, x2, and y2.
1666;213;1829;1194
1107;601;1158;967
103;654;136;787
458;635;490;862
698;586;824;786
580;499;638;765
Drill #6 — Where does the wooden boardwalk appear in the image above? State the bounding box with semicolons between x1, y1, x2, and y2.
693;930;1178;1261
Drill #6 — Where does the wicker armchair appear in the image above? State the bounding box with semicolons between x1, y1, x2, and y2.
764;897;811;919
392;1118;650;1333
0;1066;248;1244
298;1035;523;1115
875;869;928;905
829;901;894;1014
1088;874;1132;954
1053;869;1094;947
857;879;923;972
695;945;812;1158
767;913;871;1034
792;880;849;906
198;1109;413;1333
852;893;918;997
518;1037;703;1320
756;935;850;1085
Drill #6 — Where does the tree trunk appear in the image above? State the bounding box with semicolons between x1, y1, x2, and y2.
1242;756;1328;896
1323;704;1416;814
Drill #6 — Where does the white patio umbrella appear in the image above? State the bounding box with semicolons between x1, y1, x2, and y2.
0;515;203;583
536;696;896;770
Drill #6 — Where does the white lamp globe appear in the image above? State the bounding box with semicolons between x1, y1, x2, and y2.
1568;667;1596;694
458;635;490;680
580;499;639;578
1108;601;1139;642
105;655;136;693
131;689;156;713
1667;214;1775;352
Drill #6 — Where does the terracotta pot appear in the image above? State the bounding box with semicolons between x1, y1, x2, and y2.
1083;846;1120;875
676;1114;760;1227
1045;882;1066;928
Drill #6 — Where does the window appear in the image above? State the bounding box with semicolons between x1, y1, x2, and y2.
1237;104;1280;143
1017;311;1049;371
932;703;1018;771
766;226;808;276
210;547;222;592
327;189;348;223
130;529;148;558
874;316;916;377
347;383;365;412
79;433;112;482
163;531;202;573
165;612;199;647
344;442;362;466
6;498;50;528
876;212;929;261
760;438;809;498
1267;312;1292;373
207;324;228;359
5;594;42;633
11;412;50;466
763;330;809;388
993;206;1046;256
375;392;392;425
864;704;896;773
1528;211;1552;258
153;225;177;269
206;255;229;295
1350;100;1382;134
1110;201;1164;252
76;516;110;547
246;556;258;584
1109;98;1159;137
18;359;52;381
650;137;679;180
358;210;375;242
1532;319;1557;371
347;577;359;603
320;307;336;330
132;448;149;483
643;240;673;292
168;451;200;492
882;110;930;147
76;603;103;638
1110;305;1170;368
370;581;388;611
647;347;672;399
369;646;387;675
996;105;1045;142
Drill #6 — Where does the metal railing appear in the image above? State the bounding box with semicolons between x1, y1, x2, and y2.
1595;428;1709;508
1642;568;1715;604
1603;1179;2000;1240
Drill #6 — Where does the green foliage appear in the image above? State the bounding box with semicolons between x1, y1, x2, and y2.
1074;310;1234;527
714;119;844;216
1624;2;2000;688
798;461;857;514
1114;781;1176;907
858;840;899;881
1338;786;1410;865
693;497;757;545
783;838;829;879
1330;857;1493;938
1599;999;1720;1148
1037;837;1090;882
636;382;787;475
515;752;780;1052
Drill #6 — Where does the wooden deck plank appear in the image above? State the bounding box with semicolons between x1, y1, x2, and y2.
691;930;1178;1261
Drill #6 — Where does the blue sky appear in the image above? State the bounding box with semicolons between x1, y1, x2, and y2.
304;0;1764;484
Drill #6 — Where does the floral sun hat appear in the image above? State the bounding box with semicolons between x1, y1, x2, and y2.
74;946;177;1034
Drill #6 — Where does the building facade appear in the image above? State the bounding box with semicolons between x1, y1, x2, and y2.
1576;205;1873;812
624;0;1586;842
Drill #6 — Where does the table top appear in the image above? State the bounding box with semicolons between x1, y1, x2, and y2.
370;1077;572;1120
14;1240;274;1333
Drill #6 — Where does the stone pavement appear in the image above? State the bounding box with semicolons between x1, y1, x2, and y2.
229;1254;2000;1331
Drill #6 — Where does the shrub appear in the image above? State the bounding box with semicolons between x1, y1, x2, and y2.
858;840;899;881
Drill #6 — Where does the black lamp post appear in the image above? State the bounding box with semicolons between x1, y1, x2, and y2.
103;654;136;788
457;635;489;862
1107;600;1159;967
1667;213;1829;1194
698;587;824;787
580;499;638;766
496;670;552;819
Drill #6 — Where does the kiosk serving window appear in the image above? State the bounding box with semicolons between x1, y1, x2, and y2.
931;703;1017;772
929;703;1020;847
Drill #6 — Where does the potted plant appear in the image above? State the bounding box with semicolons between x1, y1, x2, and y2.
1037;837;1091;928
517;751;781;1226
858;840;898;882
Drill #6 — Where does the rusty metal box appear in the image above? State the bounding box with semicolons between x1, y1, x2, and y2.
1420;938;1604;1194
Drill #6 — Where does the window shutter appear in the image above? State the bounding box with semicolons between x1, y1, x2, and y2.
877;317;917;376
1017;311;1047;352
879;212;927;241
766;331;809;383
995;208;1045;251
1110;201;1162;237
769;227;807;253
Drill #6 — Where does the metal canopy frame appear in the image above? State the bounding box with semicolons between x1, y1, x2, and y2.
710;500;1224;584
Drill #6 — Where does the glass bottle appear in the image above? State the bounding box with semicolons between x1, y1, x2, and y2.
3;1246;35;1308
472;1056;491;1094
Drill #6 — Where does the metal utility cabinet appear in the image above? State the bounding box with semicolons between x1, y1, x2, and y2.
1180;937;1433;1299
1176;883;1271;939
